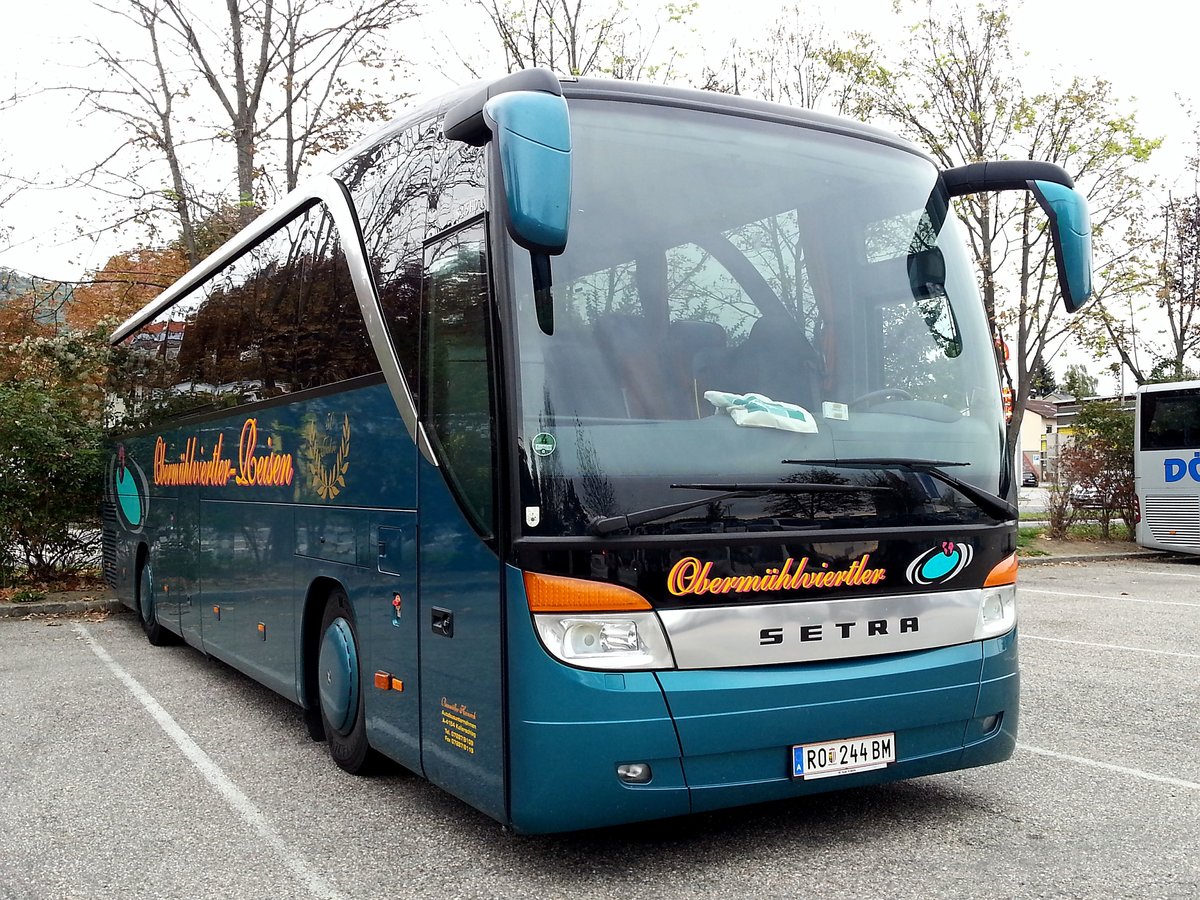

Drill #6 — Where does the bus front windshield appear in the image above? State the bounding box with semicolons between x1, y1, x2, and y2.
509;100;1005;537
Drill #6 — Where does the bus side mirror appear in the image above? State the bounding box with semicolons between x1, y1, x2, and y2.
1030;180;1092;313
942;160;1093;314
483;91;572;256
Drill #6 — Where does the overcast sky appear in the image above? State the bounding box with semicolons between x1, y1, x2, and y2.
1;0;1196;287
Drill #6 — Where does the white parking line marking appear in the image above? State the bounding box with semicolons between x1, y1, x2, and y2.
75;624;342;900
1019;744;1200;792
1023;634;1200;659
1021;587;1200;608
1109;565;1200;579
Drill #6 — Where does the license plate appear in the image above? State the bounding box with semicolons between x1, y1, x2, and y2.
792;732;896;780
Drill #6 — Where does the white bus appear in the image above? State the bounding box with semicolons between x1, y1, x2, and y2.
1135;379;1200;553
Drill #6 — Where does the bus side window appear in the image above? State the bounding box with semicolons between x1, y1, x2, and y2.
421;220;496;536
344;119;441;391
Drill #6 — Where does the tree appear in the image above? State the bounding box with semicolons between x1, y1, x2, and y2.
78;0;417;264
856;0;1155;458
1028;357;1056;396
0;323;112;584
1078;105;1200;387
67;247;188;331
0;92;27;253
1060;400;1134;538
469;0;693;80
1151;192;1200;380
702;5;881;118
0;278;73;350
1061;364;1098;399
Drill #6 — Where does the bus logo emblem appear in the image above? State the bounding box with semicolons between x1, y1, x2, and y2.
302;414;351;500
532;433;557;457
906;542;973;586
109;445;149;533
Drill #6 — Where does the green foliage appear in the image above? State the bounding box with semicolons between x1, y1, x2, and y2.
1074;399;1134;449
0;377;105;584
0;323;112;584
1062;363;1098;398
1016;526;1047;556
1061;400;1134;539
1028;358;1057;395
1146;358;1200;383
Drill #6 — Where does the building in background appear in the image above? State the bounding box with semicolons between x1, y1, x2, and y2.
1035;392;1135;482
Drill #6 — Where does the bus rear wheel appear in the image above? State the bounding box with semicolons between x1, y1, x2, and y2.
137;561;174;647
316;588;373;774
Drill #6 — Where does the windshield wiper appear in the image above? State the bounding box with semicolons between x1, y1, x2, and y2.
782;457;1017;521
588;482;887;536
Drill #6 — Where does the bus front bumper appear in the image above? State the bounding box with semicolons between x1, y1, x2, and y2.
506;620;1018;834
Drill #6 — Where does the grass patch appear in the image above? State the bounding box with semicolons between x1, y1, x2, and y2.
1017;526;1048;556
1067;522;1132;541
0;587;47;604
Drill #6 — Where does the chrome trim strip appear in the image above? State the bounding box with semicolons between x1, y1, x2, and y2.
323;178;434;465
658;588;982;669
109;175;436;465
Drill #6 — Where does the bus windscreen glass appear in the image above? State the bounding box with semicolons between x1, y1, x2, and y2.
508;100;1005;536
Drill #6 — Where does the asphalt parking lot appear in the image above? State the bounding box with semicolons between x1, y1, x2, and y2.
1;557;1196;900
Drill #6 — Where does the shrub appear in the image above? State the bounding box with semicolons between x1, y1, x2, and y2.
1059;400;1134;539
0;326;111;585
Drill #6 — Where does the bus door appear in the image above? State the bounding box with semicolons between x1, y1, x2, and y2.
415;220;506;823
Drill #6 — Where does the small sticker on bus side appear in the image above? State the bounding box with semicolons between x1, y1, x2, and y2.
525;507;541;527
441;698;478;755
532;433;557;456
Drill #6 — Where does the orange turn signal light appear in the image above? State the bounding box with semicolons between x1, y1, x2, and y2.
984;553;1018;587
524;571;652;613
374;672;405;692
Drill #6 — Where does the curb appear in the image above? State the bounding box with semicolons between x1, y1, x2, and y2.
1019;551;1167;566
0;597;125;618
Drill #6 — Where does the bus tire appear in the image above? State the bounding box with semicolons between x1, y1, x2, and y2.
316;588;373;774
137;560;175;647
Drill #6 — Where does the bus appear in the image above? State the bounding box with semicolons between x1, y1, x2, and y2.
1135;379;1200;553
102;68;1093;834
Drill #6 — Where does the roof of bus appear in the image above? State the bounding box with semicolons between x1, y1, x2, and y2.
113;72;931;343
560;76;926;156
1137;379;1200;394
330;71;929;173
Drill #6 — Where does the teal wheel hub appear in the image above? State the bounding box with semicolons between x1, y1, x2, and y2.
139;566;154;623
318;617;359;733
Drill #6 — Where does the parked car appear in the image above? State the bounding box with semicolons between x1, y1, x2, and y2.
1070;484;1104;508
1022;470;1039;487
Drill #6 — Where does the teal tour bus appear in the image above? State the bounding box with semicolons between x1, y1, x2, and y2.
103;68;1093;833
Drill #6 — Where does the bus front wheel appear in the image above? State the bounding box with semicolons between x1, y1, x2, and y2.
136;561;174;647
316;589;373;774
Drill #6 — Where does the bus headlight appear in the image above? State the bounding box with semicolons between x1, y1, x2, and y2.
974;584;1017;640
534;612;676;670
